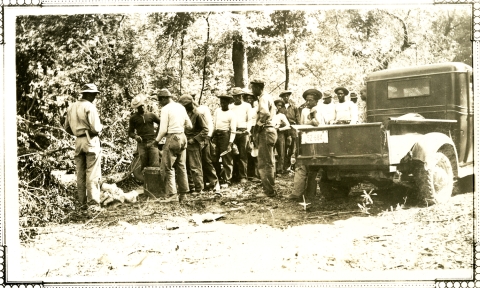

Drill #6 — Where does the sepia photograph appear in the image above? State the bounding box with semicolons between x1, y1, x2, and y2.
1;0;477;285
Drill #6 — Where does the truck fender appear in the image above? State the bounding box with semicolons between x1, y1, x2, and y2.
408;132;458;173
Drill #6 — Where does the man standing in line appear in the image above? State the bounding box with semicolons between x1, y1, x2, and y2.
151;88;192;202
64;83;103;211
195;100;220;191
284;89;324;201
212;94;237;186
128;95;160;171
357;87;367;123
230;87;252;184
278;90;300;173
179;95;208;195
244;90;259;180
318;92;336;125
251;79;277;198
334;87;358;124
272;99;290;175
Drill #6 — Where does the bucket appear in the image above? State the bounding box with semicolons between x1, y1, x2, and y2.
143;167;165;198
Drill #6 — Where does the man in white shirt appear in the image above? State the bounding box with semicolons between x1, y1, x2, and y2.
213;94;237;186
279;90;300;172
244;90;259;180
151;88;193;202
230;87;252;183
318;92;336;124
251;78;277;197
334;87;358;124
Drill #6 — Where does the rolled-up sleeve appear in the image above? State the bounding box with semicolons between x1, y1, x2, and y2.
87;106;103;134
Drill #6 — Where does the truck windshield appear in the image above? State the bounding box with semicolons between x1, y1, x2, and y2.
387;77;430;99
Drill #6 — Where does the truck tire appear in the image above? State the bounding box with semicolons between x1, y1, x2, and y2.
413;151;454;205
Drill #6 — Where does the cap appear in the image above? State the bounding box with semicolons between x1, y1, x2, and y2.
178;95;194;106
302;89;323;100
323;94;332;99
231;87;245;96
81;83;100;93
250;79;265;85
131;95;146;108
334;87;349;96
157;88;172;97
242;88;254;95
279;90;292;97
274;99;285;106
350;92;358;98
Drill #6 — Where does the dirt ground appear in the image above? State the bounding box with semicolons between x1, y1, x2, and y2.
19;173;474;283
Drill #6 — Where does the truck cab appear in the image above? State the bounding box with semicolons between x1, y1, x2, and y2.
295;62;474;204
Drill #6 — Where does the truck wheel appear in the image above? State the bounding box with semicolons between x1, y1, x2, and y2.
414;152;454;205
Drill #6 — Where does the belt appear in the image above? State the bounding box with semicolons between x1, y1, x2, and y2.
215;130;229;133
237;128;247;131
167;132;184;135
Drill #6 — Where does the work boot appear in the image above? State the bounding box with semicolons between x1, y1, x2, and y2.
240;178;248;184
160;194;179;203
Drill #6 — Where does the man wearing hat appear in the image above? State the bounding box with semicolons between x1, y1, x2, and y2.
244;89;260;180
229;87;252;183
279;90;299;171
151;88;192;202
334;87;358;124
194;100;220;191
178;95;208;195
212;93;237;186
272;99;290;175
318;91;336;124
251;78;277;197
128;94;161;172
284;89;324;201
64;83;103;210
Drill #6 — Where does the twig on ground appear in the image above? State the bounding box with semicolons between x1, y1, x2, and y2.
83;209;104;227
128;249;163;256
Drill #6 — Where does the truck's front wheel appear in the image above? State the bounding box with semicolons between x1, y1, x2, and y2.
413;151;454;205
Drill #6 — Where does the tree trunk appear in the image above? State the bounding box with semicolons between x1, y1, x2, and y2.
199;12;211;104
284;38;289;90
232;34;249;88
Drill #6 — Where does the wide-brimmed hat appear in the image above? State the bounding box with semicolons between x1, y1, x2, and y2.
279;90;292;97
157;88;172;97
131;95;146;108
231;87;245;96
81;83;100;93
302;89;323;100
250;79;265;86
242;88;254;95
274;99;285;107
178;95;194;106
217;94;234;100
334;87;349;96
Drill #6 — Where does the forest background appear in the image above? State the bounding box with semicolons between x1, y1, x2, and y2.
14;6;472;236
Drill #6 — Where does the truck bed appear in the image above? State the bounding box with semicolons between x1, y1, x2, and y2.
293;123;389;167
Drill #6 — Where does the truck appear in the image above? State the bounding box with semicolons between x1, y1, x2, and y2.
294;62;474;204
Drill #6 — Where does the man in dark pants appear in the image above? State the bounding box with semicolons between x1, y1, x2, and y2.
179;95;208;195
279;90;299;171
128;95;160;171
151;88;192;202
212;94;237;186
195;102;220;191
64;83;103;211
251;79;277;198
230;87;252;183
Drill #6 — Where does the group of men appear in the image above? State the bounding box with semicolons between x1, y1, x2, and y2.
64;80;367;210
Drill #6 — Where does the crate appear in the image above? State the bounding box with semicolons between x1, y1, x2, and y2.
143;167;165;198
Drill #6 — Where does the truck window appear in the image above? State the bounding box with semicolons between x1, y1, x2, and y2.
387;77;430;99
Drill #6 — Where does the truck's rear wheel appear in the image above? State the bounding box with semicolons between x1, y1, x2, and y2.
414;152;454;205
